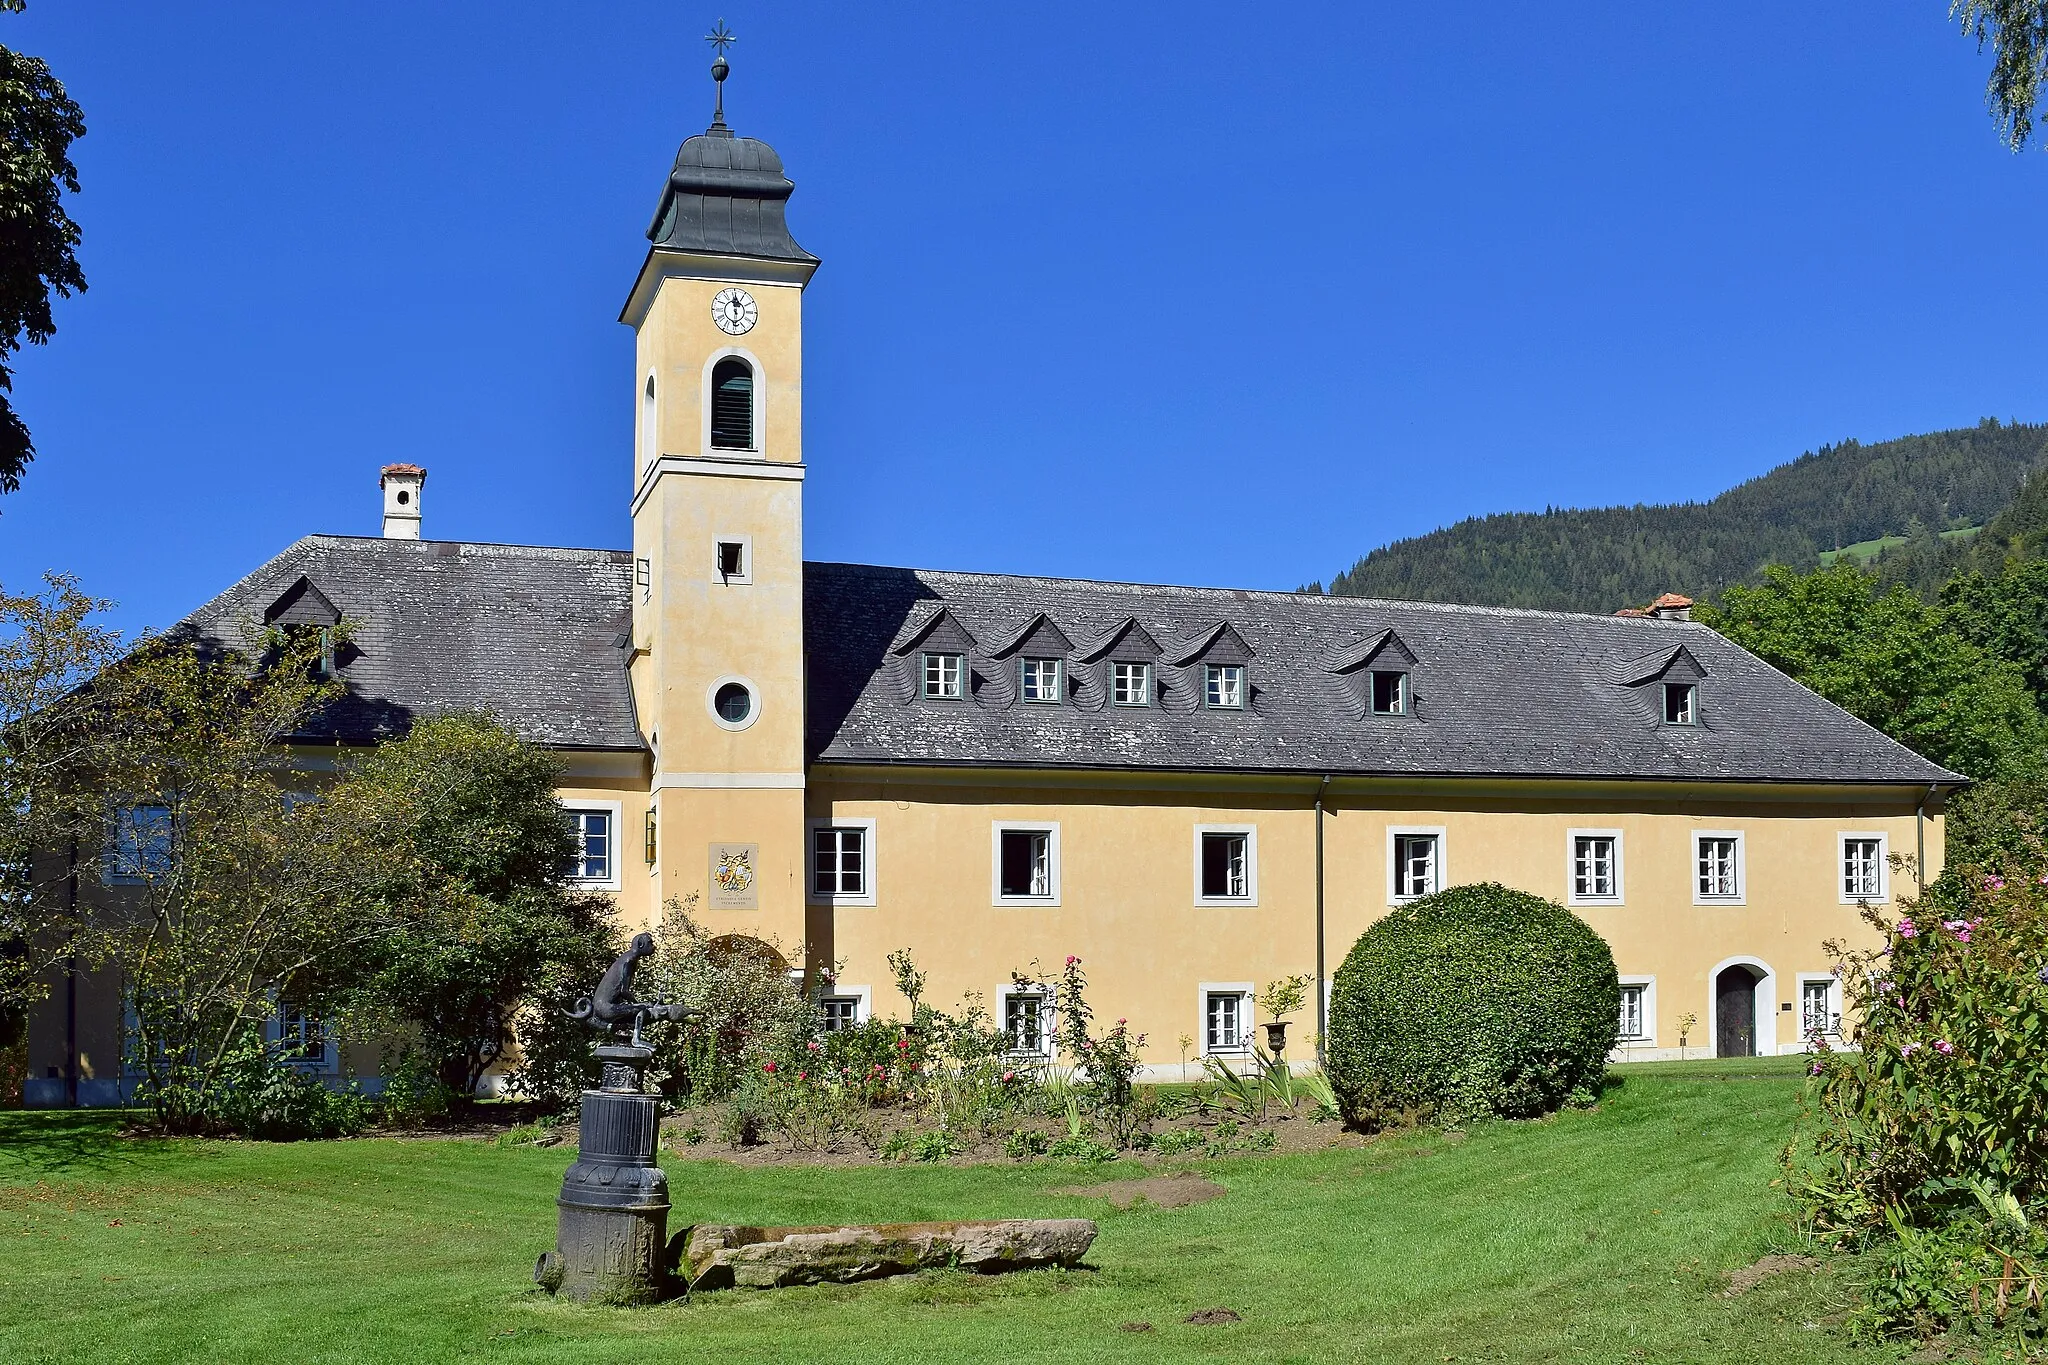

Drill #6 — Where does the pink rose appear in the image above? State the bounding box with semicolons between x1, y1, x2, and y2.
797;1070;807;1081
1066;955;1080;966
1896;918;1918;940
1003;1070;1015;1082
807;1040;820;1052
1933;1040;1953;1056
763;1061;777;1073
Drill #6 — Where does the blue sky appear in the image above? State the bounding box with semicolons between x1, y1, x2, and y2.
3;3;2045;633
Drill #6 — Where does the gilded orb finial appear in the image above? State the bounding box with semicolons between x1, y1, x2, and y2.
706;19;736;128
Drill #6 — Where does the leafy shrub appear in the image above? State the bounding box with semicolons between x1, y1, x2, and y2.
1152;1127;1204;1156
1326;882;1619;1128
1003;1127;1051;1159
203;1029;370;1140
377;1048;455;1126
1045;1133;1117;1163
1792;847;2048;1341
882;1127;961;1163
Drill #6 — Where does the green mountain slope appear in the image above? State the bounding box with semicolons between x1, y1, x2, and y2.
1318;420;2048;613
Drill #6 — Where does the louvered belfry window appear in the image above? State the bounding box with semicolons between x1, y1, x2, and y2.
710;358;755;450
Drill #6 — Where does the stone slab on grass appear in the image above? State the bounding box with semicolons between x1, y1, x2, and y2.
680;1218;1097;1290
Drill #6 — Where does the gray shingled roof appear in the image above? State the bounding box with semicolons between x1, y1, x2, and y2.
174;540;1965;784
804;563;1965;785
182;536;641;751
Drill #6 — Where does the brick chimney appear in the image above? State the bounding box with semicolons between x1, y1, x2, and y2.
380;464;425;540
1648;593;1693;622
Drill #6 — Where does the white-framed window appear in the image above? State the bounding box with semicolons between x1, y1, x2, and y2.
1797;974;1841;1042
640;372;657;473
103;802;173;886
998;984;1054;1060
807;817;877;906
635;556;651;604
271;1002;335;1073
1020;657;1062;704
1194;824;1257;905
1693;831;1744;904
817;985;870;1033
1204;664;1245;709
1111;660;1151;706
1616;976;1656;1044
1370;670;1408;716
1200;982;1254;1057
713;535;752;584
992;822;1060;905
1567;829;1624;905
1839;832;1888;903
1663;682;1697;725
1387;826;1445;903
561;802;623;890
706;675;760;731
923;651;965;699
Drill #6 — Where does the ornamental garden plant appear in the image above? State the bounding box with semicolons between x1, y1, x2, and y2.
1792;836;2048;1344
1325;882;1621;1129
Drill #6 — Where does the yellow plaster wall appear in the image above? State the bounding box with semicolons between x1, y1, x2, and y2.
807;774;1939;1065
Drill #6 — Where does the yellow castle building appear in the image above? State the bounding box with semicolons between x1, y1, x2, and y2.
20;84;1960;1105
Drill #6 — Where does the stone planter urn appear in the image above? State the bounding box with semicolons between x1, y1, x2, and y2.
1263;1020;1288;1057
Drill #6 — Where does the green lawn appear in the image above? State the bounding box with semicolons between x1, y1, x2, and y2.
0;1058;1879;1364
1818;523;1982;566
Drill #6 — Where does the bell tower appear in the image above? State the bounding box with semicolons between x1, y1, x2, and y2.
621;28;819;956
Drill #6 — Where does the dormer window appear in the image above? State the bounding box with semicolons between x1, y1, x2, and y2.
1021;657;1062;703
1204;664;1244;710
923;651;965;700
1371;670;1408;715
1111;660;1151;706
1663;682;1696;725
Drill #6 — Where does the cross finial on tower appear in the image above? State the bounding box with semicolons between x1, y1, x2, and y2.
706;19;736;130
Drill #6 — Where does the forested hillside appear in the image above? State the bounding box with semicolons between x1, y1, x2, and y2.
1313;420;2048;613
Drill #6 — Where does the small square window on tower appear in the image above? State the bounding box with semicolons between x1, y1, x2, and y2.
714;538;751;584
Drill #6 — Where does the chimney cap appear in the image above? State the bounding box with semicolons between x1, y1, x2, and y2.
380;463;426;483
1648;592;1694;622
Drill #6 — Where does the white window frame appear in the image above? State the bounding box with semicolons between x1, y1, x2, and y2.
1566;828;1625;906
1198;981;1255;1059
923;651;965;700
705;674;761;732
997;982;1055;1061
267;1000;338;1074
1692;830;1745;905
1193;824;1258;906
1204;663;1245;710
1019;656;1062;704
817;984;872;1032
1663;681;1698;725
1838;831;1889;904
561;800;624;891
1616;975;1656;1045
806;816;877;906
700;345;765;456
1110;660;1151;707
103;801;174;887
1796;973;1842;1043
1386;825;1446;904
712;534;753;585
991;821;1061;906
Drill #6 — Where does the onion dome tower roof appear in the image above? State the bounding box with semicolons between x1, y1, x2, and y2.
644;27;816;266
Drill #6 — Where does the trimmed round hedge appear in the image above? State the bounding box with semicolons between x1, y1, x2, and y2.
1327;882;1620;1127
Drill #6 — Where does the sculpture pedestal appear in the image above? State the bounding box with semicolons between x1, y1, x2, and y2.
535;1045;672;1304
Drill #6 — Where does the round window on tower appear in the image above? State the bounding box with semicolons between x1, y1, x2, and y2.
397;489;410;505
707;677;758;731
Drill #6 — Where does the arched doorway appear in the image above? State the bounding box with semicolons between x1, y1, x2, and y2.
1715;965;1760;1057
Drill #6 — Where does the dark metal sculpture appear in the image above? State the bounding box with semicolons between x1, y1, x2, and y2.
535;933;694;1304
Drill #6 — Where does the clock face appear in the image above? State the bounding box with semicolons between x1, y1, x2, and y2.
711;287;758;336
